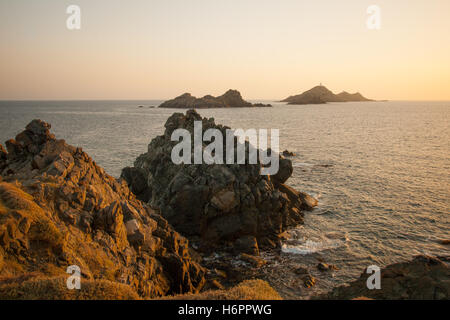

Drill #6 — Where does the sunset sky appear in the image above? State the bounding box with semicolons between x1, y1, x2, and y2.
0;0;449;100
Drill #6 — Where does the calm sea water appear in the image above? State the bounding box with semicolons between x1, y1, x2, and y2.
0;100;449;297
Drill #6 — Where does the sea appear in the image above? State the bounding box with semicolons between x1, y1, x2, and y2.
0;100;449;298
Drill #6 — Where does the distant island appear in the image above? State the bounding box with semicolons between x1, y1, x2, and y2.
159;89;272;108
282;85;373;105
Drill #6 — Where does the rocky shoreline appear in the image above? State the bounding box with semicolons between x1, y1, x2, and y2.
0;112;448;300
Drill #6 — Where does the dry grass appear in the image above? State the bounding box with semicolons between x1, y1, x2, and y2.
0;182;64;252
0;182;38;212
162;279;282;300
0;275;140;300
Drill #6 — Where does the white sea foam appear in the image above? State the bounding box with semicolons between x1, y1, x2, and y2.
282;232;347;255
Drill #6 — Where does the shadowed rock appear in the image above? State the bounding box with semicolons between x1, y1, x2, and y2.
122;109;317;255
319;255;450;300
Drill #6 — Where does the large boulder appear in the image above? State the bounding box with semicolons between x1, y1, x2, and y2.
122;109;317;254
0;119;206;298
320;255;450;300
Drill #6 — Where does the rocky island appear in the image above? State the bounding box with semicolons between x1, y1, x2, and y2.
159;90;272;108
282;85;373;105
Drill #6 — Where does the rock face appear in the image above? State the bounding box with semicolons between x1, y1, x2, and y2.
159;90;272;109
122;110;317;255
321;255;450;300
282;85;373;105
0;120;206;298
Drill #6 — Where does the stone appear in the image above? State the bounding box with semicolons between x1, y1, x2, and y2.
0;144;6;172
46;151;74;177
294;267;309;275
5;139;23;157
0;144;6;160
125;219;140;235
271;156;293;185
211;190;238;212
234;235;259;256
301;274;316;288
282;150;295;157
120;167;150;202
317;262;338;271
239;253;267;268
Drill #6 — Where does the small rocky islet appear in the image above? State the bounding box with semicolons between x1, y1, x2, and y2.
282;85;373;105
159;89;272;109
0;110;448;300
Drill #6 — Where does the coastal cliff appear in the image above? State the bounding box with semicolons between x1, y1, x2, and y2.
0;120;206;298
159;90;272;108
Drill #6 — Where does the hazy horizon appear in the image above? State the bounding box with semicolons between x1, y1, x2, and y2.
1;0;450;100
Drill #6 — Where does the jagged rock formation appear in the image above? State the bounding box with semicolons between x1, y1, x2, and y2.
159;90;272;109
0;120;206;299
320;255;450;300
122;110;317;255
282;85;373;105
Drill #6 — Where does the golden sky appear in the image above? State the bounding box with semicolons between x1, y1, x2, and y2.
0;0;449;100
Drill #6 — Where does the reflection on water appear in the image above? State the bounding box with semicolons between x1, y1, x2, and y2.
1;100;449;295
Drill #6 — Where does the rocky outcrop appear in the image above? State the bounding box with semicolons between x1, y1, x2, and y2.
320;255;450;300
282;85;373;105
159;90;272;109
0;120;206;299
122;110;317;255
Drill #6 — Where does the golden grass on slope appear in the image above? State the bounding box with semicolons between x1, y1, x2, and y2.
0;182;64;252
0;182;38;212
0;275;140;300
161;279;282;300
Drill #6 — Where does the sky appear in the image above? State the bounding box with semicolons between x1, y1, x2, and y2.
0;0;449;100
